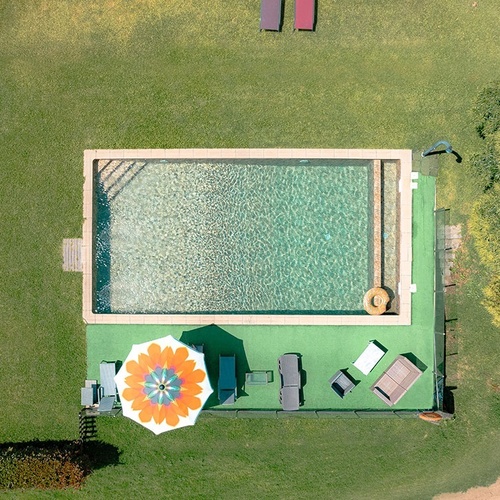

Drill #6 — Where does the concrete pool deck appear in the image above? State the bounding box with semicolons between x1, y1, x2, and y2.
86;174;435;412
83;148;413;326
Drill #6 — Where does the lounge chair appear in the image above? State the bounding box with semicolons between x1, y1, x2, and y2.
278;354;301;410
260;0;283;31
329;370;355;398
294;0;315;31
370;355;423;406
100;361;118;397
218;355;237;405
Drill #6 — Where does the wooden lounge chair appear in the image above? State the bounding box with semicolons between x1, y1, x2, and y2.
278;354;301;410
370;355;423;406
260;0;283;31
294;0;315;31
218;355;237;405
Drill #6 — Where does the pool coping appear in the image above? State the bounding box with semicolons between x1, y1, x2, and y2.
83;148;412;326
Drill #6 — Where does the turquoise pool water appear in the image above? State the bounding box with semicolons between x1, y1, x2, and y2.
94;159;373;314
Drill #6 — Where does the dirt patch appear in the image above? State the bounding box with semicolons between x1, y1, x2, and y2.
434;477;500;499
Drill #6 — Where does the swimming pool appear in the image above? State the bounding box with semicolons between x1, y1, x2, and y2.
83;149;413;325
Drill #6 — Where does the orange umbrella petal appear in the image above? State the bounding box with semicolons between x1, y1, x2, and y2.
182;369;206;384
165;406;180;427
126;359;146;377
138;403;155;423
159;346;170;367
179;394;202;410
138;352;155;372
177;359;196;376
147;343;162;367
152;403;163;424
157;404;169;424
172;399;190;417
164;346;174;366
181;382;203;397
125;374;145;387
123;387;144;401
131;395;151;411
170;347;189;370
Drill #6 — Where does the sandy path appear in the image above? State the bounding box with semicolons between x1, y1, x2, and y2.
434;477;500;499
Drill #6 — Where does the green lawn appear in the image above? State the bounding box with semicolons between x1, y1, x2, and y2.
1;0;500;498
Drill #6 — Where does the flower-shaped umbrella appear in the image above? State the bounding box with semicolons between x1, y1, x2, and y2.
115;335;213;434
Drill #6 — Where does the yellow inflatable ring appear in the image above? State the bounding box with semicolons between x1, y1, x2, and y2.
363;287;390;315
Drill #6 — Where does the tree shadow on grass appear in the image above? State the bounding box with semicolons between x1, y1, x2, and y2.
0;439;121;469
82;440;121;469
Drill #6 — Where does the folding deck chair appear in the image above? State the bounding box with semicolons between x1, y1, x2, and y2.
294;0;315;31
260;0;283;31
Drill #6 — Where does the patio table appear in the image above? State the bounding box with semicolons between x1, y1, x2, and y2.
245;371;272;385
353;341;385;375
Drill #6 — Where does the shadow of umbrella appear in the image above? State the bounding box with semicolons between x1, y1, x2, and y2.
180;324;250;408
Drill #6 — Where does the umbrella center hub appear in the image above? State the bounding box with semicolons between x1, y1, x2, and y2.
143;368;183;406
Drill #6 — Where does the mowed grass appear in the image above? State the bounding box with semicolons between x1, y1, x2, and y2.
1;0;500;497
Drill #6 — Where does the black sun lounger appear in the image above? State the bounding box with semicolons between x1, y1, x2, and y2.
260;0;283;31
278;354;301;410
218;355;237;405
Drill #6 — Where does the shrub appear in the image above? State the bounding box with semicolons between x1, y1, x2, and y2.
474;81;500;139
469;139;500;191
483;275;500;328
469;184;500;327
469;183;500;271
0;441;90;490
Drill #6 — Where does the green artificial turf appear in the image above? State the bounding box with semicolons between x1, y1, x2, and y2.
86;175;436;412
1;1;500;498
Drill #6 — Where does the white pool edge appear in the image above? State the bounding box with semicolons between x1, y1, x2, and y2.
82;148;412;326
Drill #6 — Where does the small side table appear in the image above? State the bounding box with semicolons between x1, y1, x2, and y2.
245;371;273;386
353;341;386;375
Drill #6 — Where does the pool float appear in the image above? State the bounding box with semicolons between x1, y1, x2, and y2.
418;412;443;423
363;287;390;315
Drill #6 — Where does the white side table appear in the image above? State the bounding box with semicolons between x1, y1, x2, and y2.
353;341;386;375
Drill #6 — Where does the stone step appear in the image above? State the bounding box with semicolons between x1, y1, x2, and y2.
63;238;82;272
97;160;147;200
